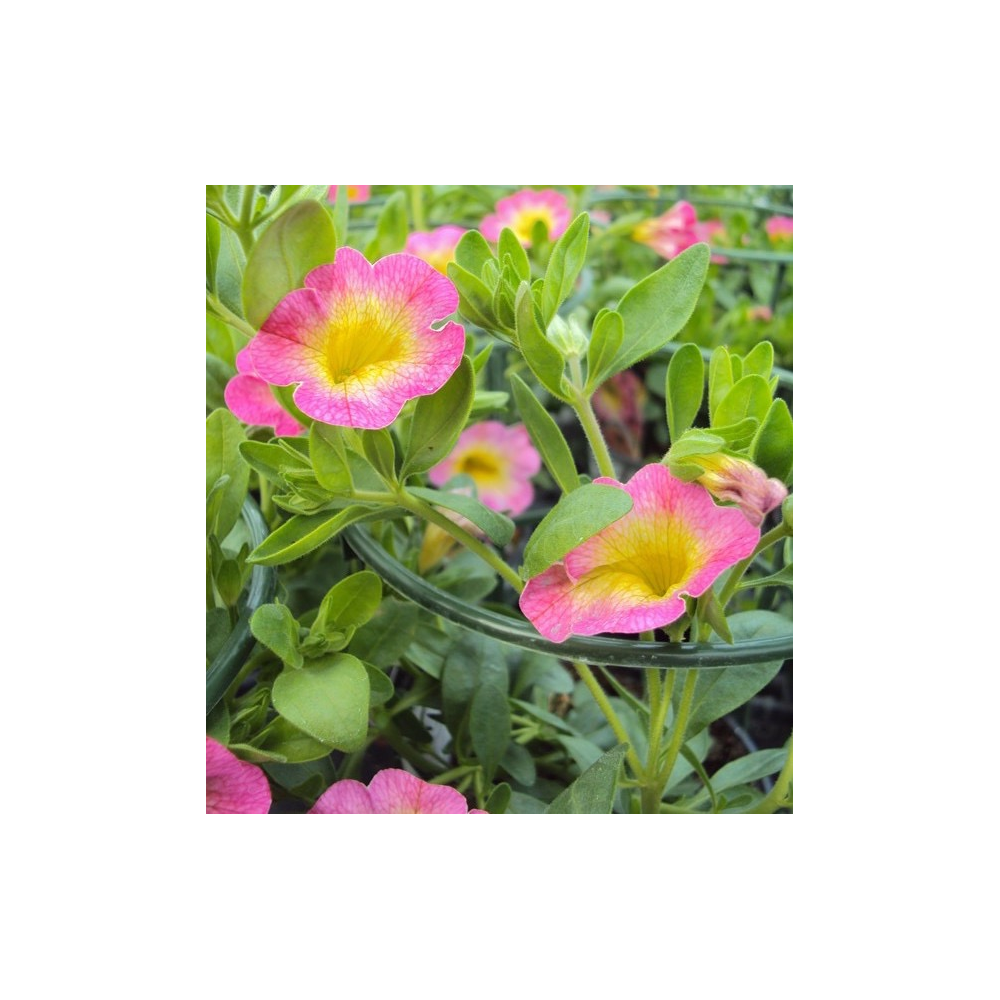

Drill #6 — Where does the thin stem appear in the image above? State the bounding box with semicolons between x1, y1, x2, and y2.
568;357;617;479
396;491;525;593
573;661;644;777
206;292;258;340
408;185;426;230
657;669;698;792
748;735;793;813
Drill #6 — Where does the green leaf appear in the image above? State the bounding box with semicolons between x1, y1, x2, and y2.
684;611;791;737
509;374;579;495
348;598;421;668
485;783;512;815
612;243;710;375
665;342;706;443
447;261;498;331
206;216;221;293
309;423;353;493
364;662;395;706
500;744;537;786
470;684;512;781
400;356;474;479
540;212;589;325
521;483;633;579
238;440;311;489
215;226;246;317
708;347;735;423
752;397;793;483
585;309;624;391
407;487;514;547
360;428;396;484
271;653;370;750
241;200;337;330
206;410;249;539
454;229;496;277
312;570;382;637
545;743;628;814
441;632;509;731
698;588;733;644
708;747;788;794
515;282;568;400
665;428;727;462
713;375;771;429
250;603;303;668
737;563;793;591
707;417;759;448
498;228;530;282
253;716;332;763
742;340;774;380
248;505;389;566
363;190;408;260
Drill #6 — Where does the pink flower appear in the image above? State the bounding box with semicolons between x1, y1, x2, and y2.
688;453;788;527
309;768;487;814
405;225;468;275
592;369;647;459
246;247;465;429
224;347;304;436
519;464;759;641
428;421;541;516
765;215;793;248
327;185;371;203
633;201;728;262
206;737;272;814
481;188;571;246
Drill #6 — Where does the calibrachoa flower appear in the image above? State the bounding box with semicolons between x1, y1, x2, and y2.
428;421;541;516
224;347;304;436
765;215;793;248
519;464;759;641
593;369;647;459
481;188;571;246
633;201;727;262
689;453;788;527
308;768;487;814
246;247;465;429
327;185;371;203
206;737;272;814
405;225;467;275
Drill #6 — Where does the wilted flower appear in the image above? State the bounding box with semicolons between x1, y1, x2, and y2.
633;201;727;262
592;369;647;459
519;464;759;641
428;421;541;516
686;453;788;527
206;737;272;814
309;768;487;814
246;247;465;429
327;185;371;203
481;188;571;246
224;346;304;436
405;225;467;274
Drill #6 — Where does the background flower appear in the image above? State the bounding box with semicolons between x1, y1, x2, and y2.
224;347;303;436
206;737;272;814
308;768;486;814
519;464;760;641
428;421;541;516
633;201;727;262
327;185;371;203
765;215;793;248
405;225;467;274
481;188;571;246
246;247;465;429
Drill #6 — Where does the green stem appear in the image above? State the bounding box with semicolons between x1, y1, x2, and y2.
430;764;477;786
568;358;617;479
573;661;644;777
715;521;791;612
396;490;525;593
206;292;258;340
237;185;257;250
748;735;793;813
409;185;426;230
657;669;698;793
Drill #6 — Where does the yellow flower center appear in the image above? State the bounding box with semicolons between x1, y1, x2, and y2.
457;450;502;482
513;209;556;245
323;306;403;384
600;525;699;599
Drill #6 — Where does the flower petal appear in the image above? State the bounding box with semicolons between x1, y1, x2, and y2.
206;737;271;814
308;779;375;813
367;769;472;814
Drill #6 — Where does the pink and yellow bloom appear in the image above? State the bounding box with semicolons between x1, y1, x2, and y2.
481;188;571;247
327;185;371;203
689;453;788;527
246;247;465;429
633;201;727;262
224;346;304;436
308;768;487;814
428;421;541;517
765;215;793;248
405;225;467;275
206;737;272;814
519;464;759;641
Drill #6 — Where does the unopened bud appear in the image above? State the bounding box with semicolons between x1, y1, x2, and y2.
546;315;589;359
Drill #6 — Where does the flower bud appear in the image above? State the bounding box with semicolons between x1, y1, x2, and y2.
687;453;788;527
546;314;589;360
